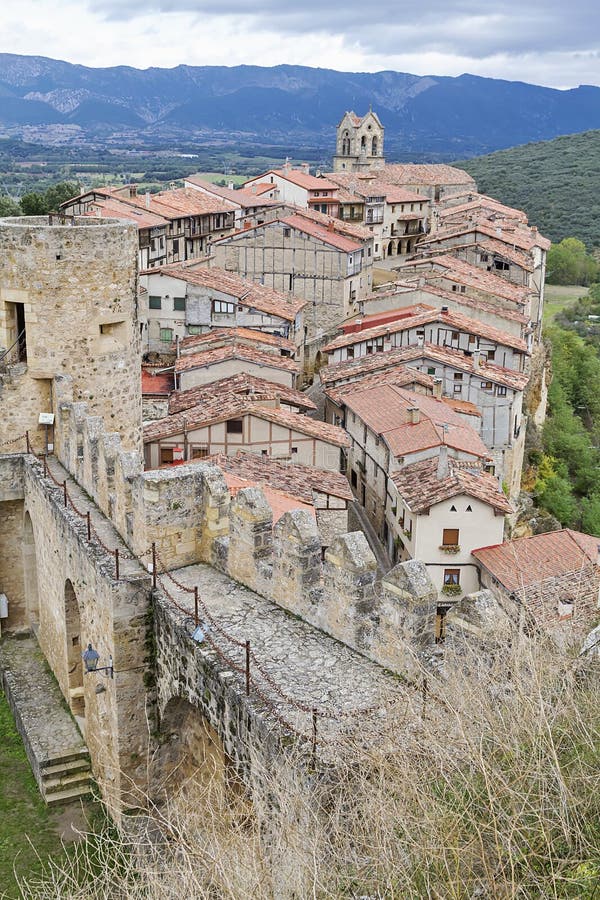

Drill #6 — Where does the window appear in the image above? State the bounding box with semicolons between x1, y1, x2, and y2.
480;253;489;262
173;297;186;311
468;335;476;344
427;367;436;375
494;260;510;271
454;373;463;381
442;528;459;547
443;569;460;585
351;470;358;488
481;381;493;391
449;504;457;512
451;332;459;341
149;295;161;310
187;325;203;335
558;597;574;620
173;239;179;254
347;346;355;359
283;227;291;238
212;299;235;315
191;446;209;459
497;385;507;396
226;418;243;434
466;504;472;512
160;447;174;464
160;328;173;342
486;350;495;362
291;447;298;454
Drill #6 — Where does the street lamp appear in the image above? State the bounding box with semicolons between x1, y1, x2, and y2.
82;643;114;693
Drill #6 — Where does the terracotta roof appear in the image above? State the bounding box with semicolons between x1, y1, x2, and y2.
205;452;353;503
437;194;529;225
442;396;482;418
246;169;338;191
321;343;529;391
280;215;363;253
141;265;305;320
141;369;174;396
179;327;296;355
324;364;434;405
323;306;527;354
141;187;236;218
168;372;316;415
82;198;169;229
419;227;539;269
342;304;435;332
392;457;512;514
280;205;373;242
184;176;281;208
370;280;529;326
377;163;476;187
326;172;427;205
174;344;300;375
340;383;490;460
221;471;315;522
392;255;533;306
144;401;349;448
472;529;599;593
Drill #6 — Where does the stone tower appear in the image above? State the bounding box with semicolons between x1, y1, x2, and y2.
332;110;385;173
0;216;142;453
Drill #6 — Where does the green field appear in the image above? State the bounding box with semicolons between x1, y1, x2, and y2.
543;284;589;325
0;691;95;899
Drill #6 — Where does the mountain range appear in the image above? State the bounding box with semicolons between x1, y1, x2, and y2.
1;54;600;159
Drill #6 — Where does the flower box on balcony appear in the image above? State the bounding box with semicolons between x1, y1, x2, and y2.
441;583;462;596
440;544;460;554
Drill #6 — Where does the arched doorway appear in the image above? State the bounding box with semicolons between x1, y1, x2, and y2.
387;241;395;257
22;511;40;630
64;579;85;720
372;136;378;155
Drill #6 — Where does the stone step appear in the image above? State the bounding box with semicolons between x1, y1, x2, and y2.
41;756;92;777
39;749;90;770
43;783;93;805
43;768;92;792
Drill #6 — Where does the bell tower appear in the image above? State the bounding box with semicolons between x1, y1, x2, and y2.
333;110;385;173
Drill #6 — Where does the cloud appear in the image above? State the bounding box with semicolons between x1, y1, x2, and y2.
0;0;598;89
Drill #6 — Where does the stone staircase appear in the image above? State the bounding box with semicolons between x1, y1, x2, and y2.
0;635;93;804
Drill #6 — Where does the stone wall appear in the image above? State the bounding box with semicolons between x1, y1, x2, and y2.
0;216;142;453
0;455;25;634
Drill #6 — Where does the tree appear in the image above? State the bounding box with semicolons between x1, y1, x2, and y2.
44;181;80;211
0;195;21;216
546;237;599;285
20;192;48;216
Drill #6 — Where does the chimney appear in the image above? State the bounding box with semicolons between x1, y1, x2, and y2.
145;191;151;210
472;349;481;369
129;184;137;198
437;442;449;480
433;378;443;399
441;304;449;313
531;225;537;234
251;184;257;195
327;219;335;232
417;335;424;347
300;162;310;174
228;181;234;191
407;406;420;424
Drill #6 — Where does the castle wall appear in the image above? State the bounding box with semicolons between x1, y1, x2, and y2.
0;216;142;454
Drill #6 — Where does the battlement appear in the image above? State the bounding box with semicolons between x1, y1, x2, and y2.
51;374;438;677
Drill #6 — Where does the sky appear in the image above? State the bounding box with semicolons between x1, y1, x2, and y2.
1;0;599;89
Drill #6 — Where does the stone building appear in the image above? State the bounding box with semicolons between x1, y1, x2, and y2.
243;166;340;217
0;215;142;453
472;529;600;644
332;110;385;173
138;264;305;355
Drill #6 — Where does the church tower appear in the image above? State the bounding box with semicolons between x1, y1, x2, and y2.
332;110;385;173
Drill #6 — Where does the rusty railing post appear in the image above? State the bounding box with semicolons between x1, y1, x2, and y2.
245;641;251;696
43;455;47;479
26;431;30;454
311;708;318;763
115;548;120;580
194;586;199;627
86;511;91;541
151;542;157;589
422;675;428;719
63;480;68;507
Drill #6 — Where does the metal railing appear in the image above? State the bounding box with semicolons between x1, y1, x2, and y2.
0;329;27;369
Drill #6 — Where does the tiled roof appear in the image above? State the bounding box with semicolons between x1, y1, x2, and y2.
281;205;373;242
221;471;315;522
419;226;541;268
437;194;529;225
281;215;363;252
174;343;300;375
326;172;427;205
142;264;305;320
371;279;529;326
378;163;476;187
141;187;236;218
391;456;512;514
324;365;435;405
183;176;281;208
179;327;296;355
442;396;481;418
141;368;174;396
82;198;169;229
144;401;349;447
472;529;599;593
323;306;527;354
205;452;353;503
340;383;490;460
168;372;316;415
321;343;529;391
394;254;534;306
342;304;435;332
248;169;338;191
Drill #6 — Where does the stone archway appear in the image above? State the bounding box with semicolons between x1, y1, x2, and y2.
153;696;227;796
64;579;85;719
387;241;395;257
22;510;40;630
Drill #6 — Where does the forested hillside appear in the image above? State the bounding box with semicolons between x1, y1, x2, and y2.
459;131;600;249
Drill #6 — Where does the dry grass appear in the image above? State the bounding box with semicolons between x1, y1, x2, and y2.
21;642;600;899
